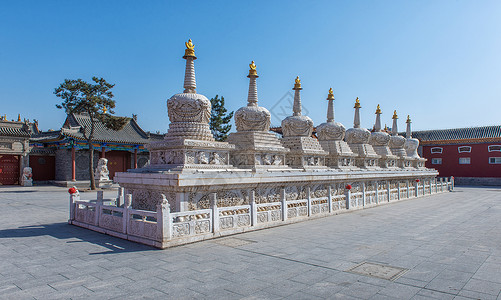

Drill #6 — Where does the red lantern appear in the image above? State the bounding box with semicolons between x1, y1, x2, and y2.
68;187;77;194
345;184;352;190
415;179;420;183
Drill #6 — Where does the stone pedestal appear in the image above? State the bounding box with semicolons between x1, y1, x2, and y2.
281;136;328;169
227;131;288;169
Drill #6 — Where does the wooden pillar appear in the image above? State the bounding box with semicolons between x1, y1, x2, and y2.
134;148;138;169
71;146;76;181
101;146;105;158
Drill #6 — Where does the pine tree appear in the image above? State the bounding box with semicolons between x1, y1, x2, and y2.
210;95;234;141
55;77;128;190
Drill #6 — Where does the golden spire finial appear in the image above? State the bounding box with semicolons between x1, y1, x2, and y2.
327;88;334;100
384;124;388;131
17;114;21;122
102;106;108;114
375;104;382;114
392;110;398;119
183;38;196;59
293;76;302;90
354;97;361;108
3;114;6;120
406;115;411;123
248;61;258;77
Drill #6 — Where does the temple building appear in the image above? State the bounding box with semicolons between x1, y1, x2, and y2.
30;113;162;185
409;125;501;186
0;115;37;185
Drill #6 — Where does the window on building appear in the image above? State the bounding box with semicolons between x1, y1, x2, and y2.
489;157;501;164
488;145;501;152
431;158;442;165
430;147;443;154
458;146;472;153
459;157;471;164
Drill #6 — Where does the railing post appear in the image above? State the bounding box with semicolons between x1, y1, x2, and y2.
328;186;333;213
406;180;410;198
345;188;351;210
95;191;103;226
450;176;455;191
429;179;433;194
362;182;366;207
157;194;171;243
415;180;419;197
306;187;312;216
281;188;287;221
250;190;257;226
375;182;379;204
397;181;401;200
387;181;391;202
210;193;219;233
117;187;124;207
69;190;79;223
440;178;444;192
124;194;131;234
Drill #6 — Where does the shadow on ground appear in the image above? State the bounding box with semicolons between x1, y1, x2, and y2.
0;222;156;254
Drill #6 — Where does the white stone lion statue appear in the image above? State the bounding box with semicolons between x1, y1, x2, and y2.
21;167;33;186
95;158;109;181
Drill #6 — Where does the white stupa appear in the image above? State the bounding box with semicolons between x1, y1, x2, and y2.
146;39;234;171
345;97;380;169
369;105;398;168
227;61;289;170
280;77;328;168
316;88;357;169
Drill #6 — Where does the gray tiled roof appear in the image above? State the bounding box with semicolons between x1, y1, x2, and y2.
0;121;32;137
61;114;155;144
30;130;62;142
32;114;165;144
409;125;501;142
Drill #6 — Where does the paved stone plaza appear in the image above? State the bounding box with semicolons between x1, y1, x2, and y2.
0;186;500;299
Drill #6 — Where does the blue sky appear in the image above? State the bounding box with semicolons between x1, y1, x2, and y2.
1;0;500;133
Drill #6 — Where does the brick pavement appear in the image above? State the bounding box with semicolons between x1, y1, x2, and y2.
0;185;500;299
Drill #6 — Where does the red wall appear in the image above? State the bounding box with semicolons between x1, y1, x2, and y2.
30;155;56;181
423;143;501;177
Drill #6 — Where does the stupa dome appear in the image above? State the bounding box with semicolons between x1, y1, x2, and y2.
234;105;271;132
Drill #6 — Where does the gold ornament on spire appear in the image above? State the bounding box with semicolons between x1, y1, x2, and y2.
406;115;411;123
392;110;398;119
102;106;108;114
375;104;382;114
183;39;196;59
327;88;334;100
248;61;258;77
293;76;302;90
17;114;21;122
354;97;361;108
